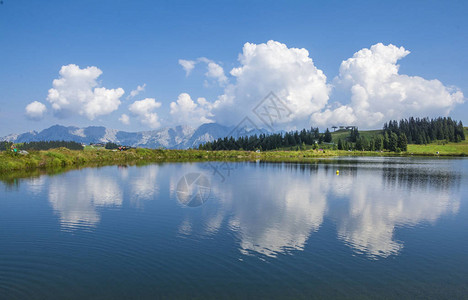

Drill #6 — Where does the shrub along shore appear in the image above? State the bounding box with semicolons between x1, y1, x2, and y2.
0;147;334;173
0;144;466;175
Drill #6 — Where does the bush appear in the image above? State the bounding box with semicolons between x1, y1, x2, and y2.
105;142;120;149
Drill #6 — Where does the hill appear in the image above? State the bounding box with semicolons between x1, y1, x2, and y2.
406;127;468;155
330;129;383;143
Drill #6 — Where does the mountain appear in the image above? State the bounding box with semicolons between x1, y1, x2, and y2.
1;123;269;149
174;123;231;149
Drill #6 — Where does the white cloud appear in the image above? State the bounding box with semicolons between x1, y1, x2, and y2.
198;57;228;85
206;61;228;85
119;113;130;125
179;57;228;86
179;59;196;76
127;83;146;99
25;101;47;120
212;40;331;127
312;43;465;127
128;98;162;128
46;64;124;120
170;93;214;127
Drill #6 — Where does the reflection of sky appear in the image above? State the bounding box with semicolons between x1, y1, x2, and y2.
173;163;329;257
333;164;461;258
47;169;123;230
233;179;327;257
130;165;160;208
26;176;46;195
16;159;464;259
20;165;162;231
175;160;462;259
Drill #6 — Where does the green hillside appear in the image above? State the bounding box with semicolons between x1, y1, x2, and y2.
407;127;468;155
330;129;383;143
330;127;467;155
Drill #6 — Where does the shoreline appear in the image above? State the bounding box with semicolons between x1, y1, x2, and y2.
0;147;466;174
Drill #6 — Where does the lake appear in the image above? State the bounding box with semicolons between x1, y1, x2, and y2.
1;157;467;299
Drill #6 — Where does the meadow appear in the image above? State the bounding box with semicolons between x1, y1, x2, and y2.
1;127;466;175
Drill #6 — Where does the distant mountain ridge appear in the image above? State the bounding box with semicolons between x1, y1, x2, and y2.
1;123;268;149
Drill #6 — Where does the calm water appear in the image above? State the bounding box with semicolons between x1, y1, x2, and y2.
1;157;467;299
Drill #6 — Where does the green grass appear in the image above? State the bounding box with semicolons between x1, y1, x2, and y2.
330;129;383;143
84;145;105;151
330;127;468;156
407;127;468;156
1;127;467;175
0;147;356;174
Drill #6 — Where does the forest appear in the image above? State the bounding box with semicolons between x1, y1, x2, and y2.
199;117;464;152
198;127;333;151
383;117;465;144
1;140;84;151
0;117;464;153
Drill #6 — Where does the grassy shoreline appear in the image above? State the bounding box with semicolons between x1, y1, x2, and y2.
1;145;466;174
0;148;335;173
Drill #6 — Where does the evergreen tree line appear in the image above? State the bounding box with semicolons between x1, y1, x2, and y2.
337;132;408;152
199;127;333;151
383;117;465;144
105;142;120;149
1;140;83;151
200;123;411;152
0;141;10;151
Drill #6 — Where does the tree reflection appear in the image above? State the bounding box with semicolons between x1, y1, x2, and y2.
175;159;462;259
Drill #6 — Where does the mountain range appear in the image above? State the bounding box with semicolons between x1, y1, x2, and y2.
1;123;269;149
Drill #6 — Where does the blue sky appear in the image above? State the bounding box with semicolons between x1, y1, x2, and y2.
1;0;467;136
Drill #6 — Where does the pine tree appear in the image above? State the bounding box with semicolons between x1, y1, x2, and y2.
337;139;343;150
355;137;363;151
397;133;408;152
389;133;398;152
324;128;332;143
383;132;389;150
375;135;383;151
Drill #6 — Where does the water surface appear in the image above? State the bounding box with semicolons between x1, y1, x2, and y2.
1;157;467;299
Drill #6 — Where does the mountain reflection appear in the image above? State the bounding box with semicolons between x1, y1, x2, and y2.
176;160;461;259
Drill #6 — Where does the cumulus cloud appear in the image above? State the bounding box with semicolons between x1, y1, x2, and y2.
179;57;228;85
312;43;464;127
46;64;124;120
128;98;162;128
179;59;196;76
207;61;228;85
178;41;464;130
198;57;228;85
127;83;146;100
119;113;130;125
212;40;331;127
25;101;47;120
170;93;214;127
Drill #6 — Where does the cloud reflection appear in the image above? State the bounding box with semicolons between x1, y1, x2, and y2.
335;165;460;258
130;165;160;208
175;160;462;259
48;169;122;230
234;179;327;257
26;176;46;195
174;163;328;258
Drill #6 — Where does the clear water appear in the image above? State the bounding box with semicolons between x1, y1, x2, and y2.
1;157;467;299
